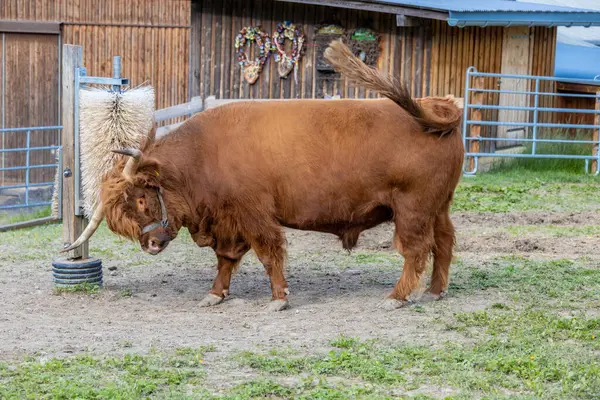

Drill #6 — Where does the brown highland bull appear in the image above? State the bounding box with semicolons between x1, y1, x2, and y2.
63;40;465;311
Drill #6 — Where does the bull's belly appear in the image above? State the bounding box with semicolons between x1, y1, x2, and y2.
278;205;393;248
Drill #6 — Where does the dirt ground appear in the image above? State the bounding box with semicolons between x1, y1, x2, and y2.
1;209;599;369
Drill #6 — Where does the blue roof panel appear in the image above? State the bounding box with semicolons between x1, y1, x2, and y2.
366;0;600;26
555;42;600;81
372;0;597;13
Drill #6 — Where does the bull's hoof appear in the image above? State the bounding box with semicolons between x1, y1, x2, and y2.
267;299;289;312
199;293;224;307
421;290;447;303
381;298;405;311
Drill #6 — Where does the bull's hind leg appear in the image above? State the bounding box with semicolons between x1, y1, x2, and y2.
427;201;454;300
384;203;435;310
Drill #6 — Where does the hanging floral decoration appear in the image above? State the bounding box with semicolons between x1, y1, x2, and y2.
272;21;305;82
346;28;380;67
235;26;272;84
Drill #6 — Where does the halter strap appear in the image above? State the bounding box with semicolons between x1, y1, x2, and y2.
141;187;169;235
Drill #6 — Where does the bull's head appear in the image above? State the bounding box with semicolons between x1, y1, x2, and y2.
61;146;179;255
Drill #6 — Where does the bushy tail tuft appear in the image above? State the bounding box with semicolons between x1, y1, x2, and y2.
324;39;461;135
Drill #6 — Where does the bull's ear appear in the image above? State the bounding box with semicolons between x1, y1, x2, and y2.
135;157;162;187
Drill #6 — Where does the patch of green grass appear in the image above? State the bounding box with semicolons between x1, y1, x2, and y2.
236;320;600;399
119;288;133;297
0;206;52;226
449;256;600;309
489;129;594;174
330;334;360;349
0;348;215;399
222;379;294;400
238;339;404;386
453;170;600;213
52;282;100;295
506;224;600;237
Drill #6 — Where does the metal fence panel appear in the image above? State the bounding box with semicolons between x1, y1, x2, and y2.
0;126;62;213
462;67;600;175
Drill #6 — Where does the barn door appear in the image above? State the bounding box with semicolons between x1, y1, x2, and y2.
1;32;61;186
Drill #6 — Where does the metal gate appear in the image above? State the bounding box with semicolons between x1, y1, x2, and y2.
0;30;62;226
462;67;600;175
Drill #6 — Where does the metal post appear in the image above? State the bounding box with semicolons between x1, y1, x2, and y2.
25;130;31;207
532;78;540;155
112;56;121;93
57;147;63;220
1;33;5;186
73;67;85;216
468;76;485;174
593;92;600;174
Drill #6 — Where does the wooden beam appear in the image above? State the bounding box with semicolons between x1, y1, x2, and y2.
154;96;202;122
0;217;59;233
557;81;600;94
396;14;422;27
61;45;88;260
274;0;448;20
0;20;60;34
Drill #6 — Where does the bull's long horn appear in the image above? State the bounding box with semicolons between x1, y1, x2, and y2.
60;204;105;253
147;120;157;144
112;148;142;182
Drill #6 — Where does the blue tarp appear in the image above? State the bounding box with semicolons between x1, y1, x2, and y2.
555;42;600;80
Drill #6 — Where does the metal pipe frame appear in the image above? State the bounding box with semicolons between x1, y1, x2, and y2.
462;66;600;176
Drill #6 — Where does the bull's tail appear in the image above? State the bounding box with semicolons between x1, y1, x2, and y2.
323;39;461;135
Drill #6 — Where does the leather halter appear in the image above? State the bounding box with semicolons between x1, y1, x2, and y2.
141;187;169;235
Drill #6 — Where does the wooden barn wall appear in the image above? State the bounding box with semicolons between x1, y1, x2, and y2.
189;1;510;105
530;26;557;126
556;95;595;127
1;0;189;25
190;0;406;100
1;0;190;184
1;0;190;116
429;21;504;152
62;25;189;114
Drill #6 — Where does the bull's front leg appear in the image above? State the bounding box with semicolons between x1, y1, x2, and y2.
251;237;290;312
199;255;242;307
198;239;249;308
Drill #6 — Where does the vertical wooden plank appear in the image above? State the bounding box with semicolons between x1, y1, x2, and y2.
269;0;284;99
454;26;464;97
190;0;202;99
61;44;88;259
200;0;213;100
281;0;295;99
413;26;423;97
231;0;242;99
302;2;315;99
261;0;274;99
439;23;448;97
240;0;251;98
222;0;233;99
212;0;222;98
421;23;431;96
344;8;357;98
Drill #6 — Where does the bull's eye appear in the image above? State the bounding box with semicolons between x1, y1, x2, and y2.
136;197;146;213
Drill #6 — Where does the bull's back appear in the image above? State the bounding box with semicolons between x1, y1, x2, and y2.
192;99;463;226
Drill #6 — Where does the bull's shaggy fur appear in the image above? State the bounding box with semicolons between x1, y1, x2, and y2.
66;40;465;311
79;86;154;218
